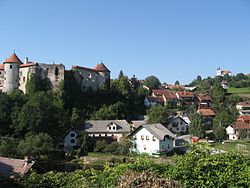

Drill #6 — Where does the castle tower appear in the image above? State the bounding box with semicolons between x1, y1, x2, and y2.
94;63;110;86
3;53;22;93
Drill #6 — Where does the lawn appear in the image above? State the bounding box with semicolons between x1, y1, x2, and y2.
227;87;250;99
213;140;250;155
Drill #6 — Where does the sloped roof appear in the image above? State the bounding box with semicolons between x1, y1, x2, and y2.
176;91;194;98
152;89;166;96
130;123;175;140
163;91;177;100
72;65;97;72
131;120;147;129
19;62;38;68
167;116;188;125
237;101;250;107
85;120;131;133
0;157;34;178
237;115;250;124
0;64;4;70
234;122;250;130
197;94;212;102
198;109;216;116
4;53;22;64
94;63;110;72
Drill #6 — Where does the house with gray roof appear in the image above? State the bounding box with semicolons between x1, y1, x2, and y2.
130;124;175;156
84;120;131;141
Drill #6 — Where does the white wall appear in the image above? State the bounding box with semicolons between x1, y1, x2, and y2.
64;131;77;151
3;63;19;93
168;118;187;133
132;128;160;155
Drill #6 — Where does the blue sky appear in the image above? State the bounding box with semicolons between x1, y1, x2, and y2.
0;0;249;84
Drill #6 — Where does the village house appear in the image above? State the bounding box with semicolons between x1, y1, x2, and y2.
236;101;250;115
162;91;178;107
196;94;212;109
130;123;175;156
167;116;188;134
0;157;34;180
175;91;195;106
84;120;131;141
226;115;250;140
197;108;216;130
144;96;164;107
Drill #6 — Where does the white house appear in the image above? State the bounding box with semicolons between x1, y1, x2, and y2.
167;116;188;134
236;101;250;115
130;124;175;156
226;125;239;140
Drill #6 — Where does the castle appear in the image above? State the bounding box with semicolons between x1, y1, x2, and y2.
0;53;110;93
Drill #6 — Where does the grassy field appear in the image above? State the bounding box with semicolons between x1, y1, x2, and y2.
227;87;250;99
213;140;250;155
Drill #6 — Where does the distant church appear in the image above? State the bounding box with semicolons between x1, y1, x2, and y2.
216;67;232;77
0;53;110;93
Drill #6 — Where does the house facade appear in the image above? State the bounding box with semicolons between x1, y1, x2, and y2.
130;124;175;156
64;130;78;152
236;101;250;115
84;120;131;141
167;116;188;134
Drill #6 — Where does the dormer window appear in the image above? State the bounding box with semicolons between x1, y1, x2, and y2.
113;126;116;130
10;65;12;69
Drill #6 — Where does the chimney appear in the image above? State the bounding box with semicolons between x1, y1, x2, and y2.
24;57;28;64
24;156;30;167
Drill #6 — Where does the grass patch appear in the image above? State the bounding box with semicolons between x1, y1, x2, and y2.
227;87;250;94
213;140;250;155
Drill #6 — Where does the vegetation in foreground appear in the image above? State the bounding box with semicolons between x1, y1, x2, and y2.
12;144;250;188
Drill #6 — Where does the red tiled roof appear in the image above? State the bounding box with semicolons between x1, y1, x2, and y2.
237;115;250;124
176;91;194;98
152;89;166;96
197;94;212;102
4;53;22;64
237;101;250;106
0;64;4;70
234;122;250;130
163;92;177;100
222;70;231;74
19;62;38;68
72;65;97;72
94;63;110;72
198;109;216;116
0;157;34;178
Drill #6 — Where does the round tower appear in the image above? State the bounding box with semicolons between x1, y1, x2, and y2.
94;63;110;86
3;53;22;93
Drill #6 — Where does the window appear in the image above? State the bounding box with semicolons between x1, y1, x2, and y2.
70;139;75;144
134;144;137;149
10;65;12;69
182;127;184;131
133;136;137;140
177;127;179;131
19;71;22;76
105;133;107;137
88;73;92;78
0;72;1;75
180;121;183;125
70;133;75;137
109;127;111;130
23;77;26;83
146;136;149;140
55;67;59;76
99;134;101;137
152;136;156;141
141;135;144;140
113;126;115;130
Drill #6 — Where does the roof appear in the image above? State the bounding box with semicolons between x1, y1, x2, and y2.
167;116;188;124
237;101;250;107
131;120;147;129
72;65;97;72
152;89;166;96
234;122;250;130
197;94;212;102
0;64;4;70
0;157;34;178
130;124;175;140
94;63;110;72
176;91;194;98
237;115;250;124
163;91;177;100
198;109;216;116
19;62;38;68
222;70;231;74
4;53;23;64
85;120;131;133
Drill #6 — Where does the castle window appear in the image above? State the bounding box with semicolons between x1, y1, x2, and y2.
19;71;22;76
10;65;12;69
55;67;59;76
23;77;26;83
88;73;92;78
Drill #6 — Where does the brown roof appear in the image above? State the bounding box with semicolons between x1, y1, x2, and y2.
163;92;177;100
4;53;22;64
198;109;216;116
72;65;97;72
94;63;110;72
222;70;231;74
152;89;166;96
234;122;250;130
0;157;34;178
176;91;194;98
19;62;38;68
237;101;250;106
197;94;212;102
237;115;250;124
0;64;4;70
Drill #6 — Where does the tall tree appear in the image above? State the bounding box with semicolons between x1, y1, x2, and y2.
189;111;205;138
144;76;161;89
147;105;168;124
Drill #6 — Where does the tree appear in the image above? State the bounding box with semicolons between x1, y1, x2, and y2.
174;80;180;85
94;140;108;152
189;111;205;138
147;106;168;124
144;76;161;89
77;132;89;157
71;107;85;127
17;133;53;159
213;122;226;142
